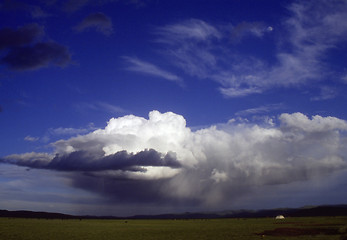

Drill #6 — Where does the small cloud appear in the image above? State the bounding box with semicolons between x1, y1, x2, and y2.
310;86;337;101
41;123;97;143
0;23;44;50
96;102;126;114
211;169;228;183
63;0;148;12
219;87;262;98
24;135;39;142
235;104;283;116
74;101;125;114
30;6;50;19
48;127;93;136
0;24;71;71
63;0;89;12
2;42;71;71
126;0;147;8
230;21;271;42
74;12;113;36
156;19;221;43
341;75;347;84
124;57;183;86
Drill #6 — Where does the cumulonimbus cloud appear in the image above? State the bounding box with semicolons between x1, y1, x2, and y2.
2;110;347;207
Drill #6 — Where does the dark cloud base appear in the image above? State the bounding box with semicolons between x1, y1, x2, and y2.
71;173;197;205
1;148;180;172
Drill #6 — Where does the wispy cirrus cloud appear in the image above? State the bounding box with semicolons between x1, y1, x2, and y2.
74;101;125;114
155;19;222;43
235;103;284;116
230;21;273;42
39;124;97;143
154;19;273;95
124;57;183;85
310;86;338;101
219;87;262;98
48;126;95;136
151;1;347;98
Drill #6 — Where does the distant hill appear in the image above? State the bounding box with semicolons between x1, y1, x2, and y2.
1;204;347;220
0;210;75;219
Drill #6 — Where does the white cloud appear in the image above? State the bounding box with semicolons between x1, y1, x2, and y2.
279;112;347;132
3;110;347;209
124;57;183;85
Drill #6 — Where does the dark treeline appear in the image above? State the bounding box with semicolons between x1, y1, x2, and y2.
1;205;347;220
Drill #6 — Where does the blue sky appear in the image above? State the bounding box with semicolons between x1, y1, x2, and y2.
1;0;347;216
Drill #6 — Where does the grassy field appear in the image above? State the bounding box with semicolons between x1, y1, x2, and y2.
0;216;346;240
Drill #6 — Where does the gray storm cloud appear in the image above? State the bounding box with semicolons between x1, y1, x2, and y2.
2;110;347;206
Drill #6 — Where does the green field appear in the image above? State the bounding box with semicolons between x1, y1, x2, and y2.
1;217;346;240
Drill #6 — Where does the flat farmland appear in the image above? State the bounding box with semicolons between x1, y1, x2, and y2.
0;216;346;240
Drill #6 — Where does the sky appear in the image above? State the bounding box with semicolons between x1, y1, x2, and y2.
1;0;347;216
